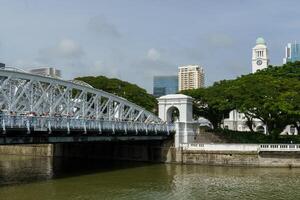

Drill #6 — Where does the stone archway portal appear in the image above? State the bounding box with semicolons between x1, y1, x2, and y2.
157;94;193;123
157;94;194;147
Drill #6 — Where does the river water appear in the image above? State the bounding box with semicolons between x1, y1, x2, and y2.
0;155;300;200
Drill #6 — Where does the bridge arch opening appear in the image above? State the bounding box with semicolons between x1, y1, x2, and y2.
166;106;180;123
158;94;193;123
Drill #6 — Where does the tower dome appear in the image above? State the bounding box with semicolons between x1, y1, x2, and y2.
256;37;266;45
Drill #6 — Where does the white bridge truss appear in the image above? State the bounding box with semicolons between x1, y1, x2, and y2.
0;68;174;136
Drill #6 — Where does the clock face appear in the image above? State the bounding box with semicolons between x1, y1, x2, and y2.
256;60;263;66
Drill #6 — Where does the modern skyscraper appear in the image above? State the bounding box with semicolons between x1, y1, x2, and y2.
283;42;300;64
153;76;178;97
29;67;61;78
178;65;205;91
252;37;269;73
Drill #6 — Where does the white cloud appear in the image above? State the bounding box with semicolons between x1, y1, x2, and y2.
147;48;160;61
38;39;84;62
57;39;83;58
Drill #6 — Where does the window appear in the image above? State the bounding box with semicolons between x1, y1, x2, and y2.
290;125;296;135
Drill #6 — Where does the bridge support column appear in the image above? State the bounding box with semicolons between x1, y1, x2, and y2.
26;119;30;134
158;94;196;148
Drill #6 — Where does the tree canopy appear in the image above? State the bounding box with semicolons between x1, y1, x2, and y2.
75;76;157;113
182;61;300;137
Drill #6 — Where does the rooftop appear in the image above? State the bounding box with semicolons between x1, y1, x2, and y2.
256;37;266;45
158;94;193;99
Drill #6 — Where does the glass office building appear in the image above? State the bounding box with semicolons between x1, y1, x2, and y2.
153;76;178;97
283;42;300;64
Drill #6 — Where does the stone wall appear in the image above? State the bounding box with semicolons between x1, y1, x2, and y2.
179;150;300;167
3;142;300;168
259;152;300;167
0;144;53;157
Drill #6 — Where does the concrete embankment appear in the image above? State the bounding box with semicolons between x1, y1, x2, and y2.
178;144;300;167
2;142;300;168
179;150;300;167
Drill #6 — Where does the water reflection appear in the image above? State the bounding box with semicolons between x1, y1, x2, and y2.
0;155;300;200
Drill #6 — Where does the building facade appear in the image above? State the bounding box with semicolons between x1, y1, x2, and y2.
223;110;267;133
178;65;205;91
0;63;5;69
222;110;298;135
283;42;300;64
29;67;61;78
153;76;178;97
252;37;269;73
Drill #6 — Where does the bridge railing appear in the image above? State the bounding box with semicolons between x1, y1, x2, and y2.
0;115;175;135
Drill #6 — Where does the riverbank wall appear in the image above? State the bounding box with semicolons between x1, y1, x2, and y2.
178;144;300;167
2;143;300;167
179;149;300;167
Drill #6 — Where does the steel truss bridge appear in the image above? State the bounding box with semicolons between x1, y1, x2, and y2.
0;68;174;144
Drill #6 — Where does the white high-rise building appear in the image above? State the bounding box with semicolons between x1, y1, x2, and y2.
29;67;61;78
252;37;269;73
178;65;205;91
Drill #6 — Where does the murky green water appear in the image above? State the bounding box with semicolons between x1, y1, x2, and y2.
1;155;300;200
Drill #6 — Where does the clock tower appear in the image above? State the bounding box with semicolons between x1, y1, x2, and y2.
252;37;269;73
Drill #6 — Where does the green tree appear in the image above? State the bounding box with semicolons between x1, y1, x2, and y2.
232;74;299;137
183;80;235;129
182;62;300;137
74;76;157;113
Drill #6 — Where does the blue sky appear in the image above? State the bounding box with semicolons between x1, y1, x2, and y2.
0;0;299;92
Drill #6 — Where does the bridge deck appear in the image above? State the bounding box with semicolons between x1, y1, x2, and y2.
0;115;174;145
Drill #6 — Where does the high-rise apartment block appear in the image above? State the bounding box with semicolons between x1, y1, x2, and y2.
153;76;178;97
283;42;300;64
178;65;205;91
29;67;61;78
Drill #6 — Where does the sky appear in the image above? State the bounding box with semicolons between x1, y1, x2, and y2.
0;0;299;92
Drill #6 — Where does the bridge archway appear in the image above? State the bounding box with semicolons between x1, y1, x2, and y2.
166;106;180;123
157;94;194;147
157;94;193;123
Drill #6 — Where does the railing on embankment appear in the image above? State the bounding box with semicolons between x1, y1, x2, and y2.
180;143;300;152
